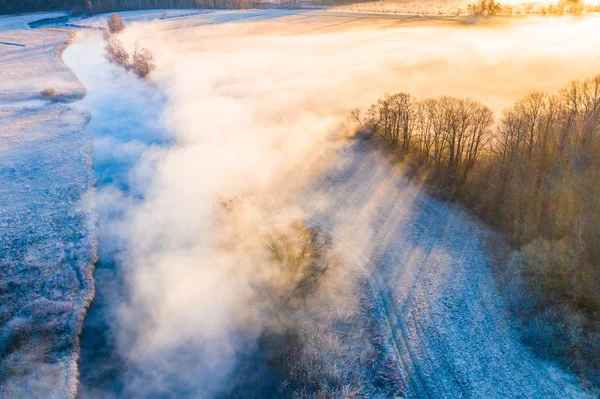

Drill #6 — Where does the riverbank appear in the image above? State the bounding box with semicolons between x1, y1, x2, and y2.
0;13;96;399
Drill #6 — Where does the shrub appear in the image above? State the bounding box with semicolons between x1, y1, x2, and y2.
107;13;125;34
131;46;156;78
104;36;130;69
103;33;156;79
41;88;58;100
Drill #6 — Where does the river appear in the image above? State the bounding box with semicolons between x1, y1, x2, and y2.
63;35;170;397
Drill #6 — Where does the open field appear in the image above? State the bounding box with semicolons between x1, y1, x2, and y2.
0;12;97;399
2;8;600;398
331;0;470;15
0;13;84;102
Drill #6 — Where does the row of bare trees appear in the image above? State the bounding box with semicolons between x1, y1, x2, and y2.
352;93;494;198
482;76;600;306
482;74;600;387
103;14;156;78
356;76;600;386
87;0;252;13
465;0;600;16
356;76;600;311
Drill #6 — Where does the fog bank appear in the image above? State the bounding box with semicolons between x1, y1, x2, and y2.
69;14;600;397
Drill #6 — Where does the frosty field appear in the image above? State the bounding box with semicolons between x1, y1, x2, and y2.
2;7;600;399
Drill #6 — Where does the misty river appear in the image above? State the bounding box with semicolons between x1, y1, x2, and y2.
63;35;170;397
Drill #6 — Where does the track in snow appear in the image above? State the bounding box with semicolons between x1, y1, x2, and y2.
299;140;589;398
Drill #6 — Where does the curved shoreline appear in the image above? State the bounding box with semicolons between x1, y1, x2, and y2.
0;14;97;398
57;31;99;399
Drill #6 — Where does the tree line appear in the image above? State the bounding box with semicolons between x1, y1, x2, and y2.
353;74;600;387
0;0;76;14
483;76;600;306
104;14;156;78
0;0;251;16
466;0;600;16
473;75;600;387
352;93;494;199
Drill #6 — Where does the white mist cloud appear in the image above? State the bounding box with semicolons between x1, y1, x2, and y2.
70;14;600;397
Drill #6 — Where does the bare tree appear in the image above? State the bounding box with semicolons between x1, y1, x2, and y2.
104;36;130;69
131;46;156;78
362;92;417;149
349;108;363;129
82;0;92;15
390;92;418;150
263;221;332;328
107;13;125;34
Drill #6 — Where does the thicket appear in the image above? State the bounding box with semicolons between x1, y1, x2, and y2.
218;193;404;397
536;0;600;14
352;75;600;388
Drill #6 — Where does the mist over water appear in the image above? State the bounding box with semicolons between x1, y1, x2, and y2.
65;15;600;398
63;36;171;397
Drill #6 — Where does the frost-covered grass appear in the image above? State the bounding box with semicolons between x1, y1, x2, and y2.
298;139;591;398
0;105;96;398
0;20;84;103
0;12;96;398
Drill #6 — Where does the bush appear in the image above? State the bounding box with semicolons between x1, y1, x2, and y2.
131;46;156;78
103;32;156;79
104;36;130;69
107;13;125;34
41;88;58;100
254;221;376;397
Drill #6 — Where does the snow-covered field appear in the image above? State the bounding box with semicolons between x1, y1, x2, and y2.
0;12;85;103
2;8;600;399
0;12;96;398
303;140;589;398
